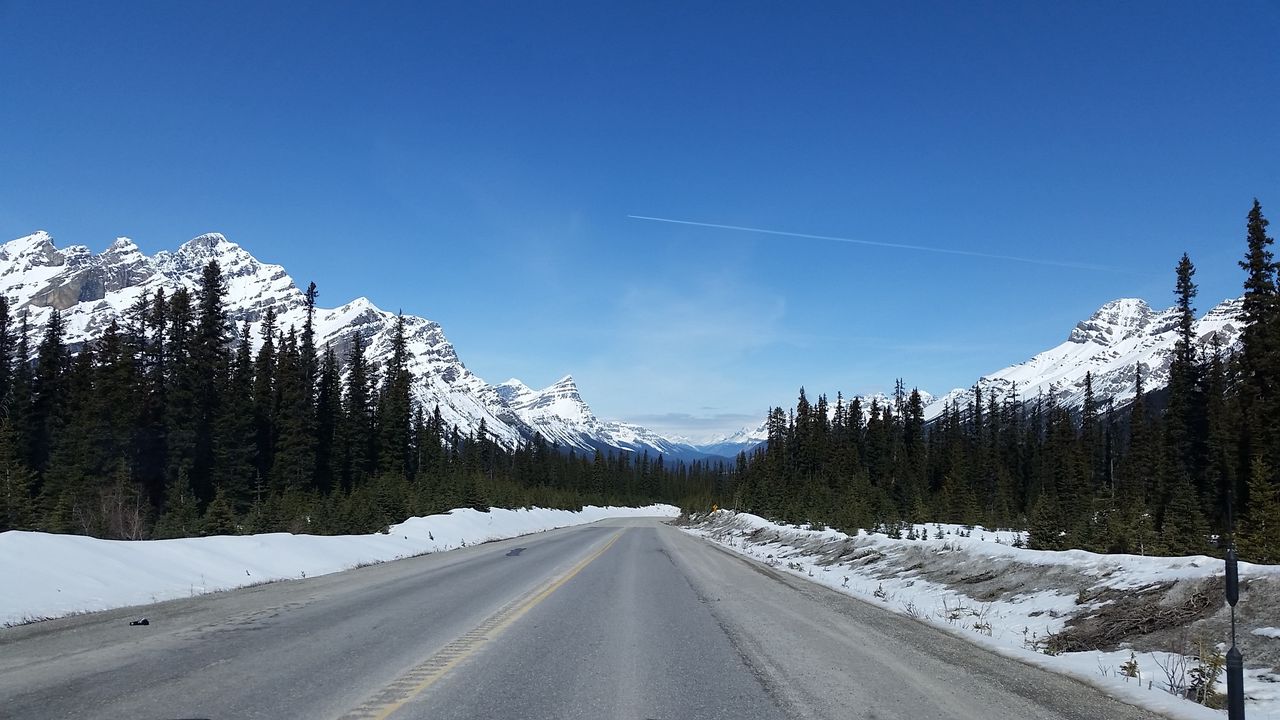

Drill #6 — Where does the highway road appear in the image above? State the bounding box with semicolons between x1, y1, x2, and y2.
0;517;1161;720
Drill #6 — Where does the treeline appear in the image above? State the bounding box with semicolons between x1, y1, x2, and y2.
0;264;704;538
725;200;1280;563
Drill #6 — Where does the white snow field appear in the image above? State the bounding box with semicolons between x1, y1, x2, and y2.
685;511;1280;720
0;504;678;627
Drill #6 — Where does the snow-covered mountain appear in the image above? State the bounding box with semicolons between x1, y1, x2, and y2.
0;230;707;460
10;231;1227;463
923;296;1244;420
497;376;718;461
697;421;769;457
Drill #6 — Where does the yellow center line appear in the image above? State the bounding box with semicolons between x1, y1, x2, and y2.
338;529;626;720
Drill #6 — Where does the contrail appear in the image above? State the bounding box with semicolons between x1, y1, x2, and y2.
627;214;1126;273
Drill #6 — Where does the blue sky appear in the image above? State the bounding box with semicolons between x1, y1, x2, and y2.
2;1;1278;440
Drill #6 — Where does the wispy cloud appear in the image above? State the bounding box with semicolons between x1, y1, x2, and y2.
628;214;1131;273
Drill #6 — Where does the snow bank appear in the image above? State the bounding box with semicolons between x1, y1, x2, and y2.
685;511;1280;720
0;504;678;626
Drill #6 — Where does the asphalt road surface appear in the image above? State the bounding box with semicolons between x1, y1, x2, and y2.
0;518;1163;720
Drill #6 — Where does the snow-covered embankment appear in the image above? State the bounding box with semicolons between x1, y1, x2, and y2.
0;504;678;626
682;511;1280;720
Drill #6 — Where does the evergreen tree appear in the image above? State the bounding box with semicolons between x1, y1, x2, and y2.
7;312;33;462
189;260;232;500
1027;488;1068;551
29;308;68;475
153;470;200;539
1120;366;1156;504
1165;253;1206;501
91;321;143;474
0;297;14;416
1237;200;1277;465
252;307;278;487
203;487;238;536
313;345;342;494
135;289;169;505
164;288;199;497
375;314;413;480
0;420;36;531
41;350;95;532
1238;456;1279;563
1203;338;1235;533
213;323;257;510
301;282;319;391
1161;471;1210;556
341;331;375;488
270;328;316;492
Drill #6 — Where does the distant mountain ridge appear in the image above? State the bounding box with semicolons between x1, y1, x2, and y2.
6;231;1241;464
710;297;1244;445
0;231;715;462
496;376;715;460
922;296;1244;420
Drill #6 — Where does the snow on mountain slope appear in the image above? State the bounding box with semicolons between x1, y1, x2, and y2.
498;376;713;461
498;376;600;450
923;297;1244;420
855;390;937;414
697;421;769;457
0;231;691;456
599;419;705;461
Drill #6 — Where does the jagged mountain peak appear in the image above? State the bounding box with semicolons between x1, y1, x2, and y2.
546;374;581;393
1067;297;1168;346
106;236;141;254
163;232;284;276
0;231;64;280
1;230;57;256
924;295;1246;421
494;379;535;406
492;374;715;460
510;375;594;422
183;231;231;249
328;297;383;325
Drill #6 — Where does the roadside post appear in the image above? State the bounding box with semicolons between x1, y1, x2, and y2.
1225;544;1244;719
1225;481;1245;720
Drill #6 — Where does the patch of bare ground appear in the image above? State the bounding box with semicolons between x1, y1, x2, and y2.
1042;580;1218;654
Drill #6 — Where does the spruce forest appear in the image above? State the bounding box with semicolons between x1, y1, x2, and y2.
722;200;1280;564
1;201;1278;568
0;265;704;539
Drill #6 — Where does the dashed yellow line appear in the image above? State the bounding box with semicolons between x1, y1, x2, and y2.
338;530;625;720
